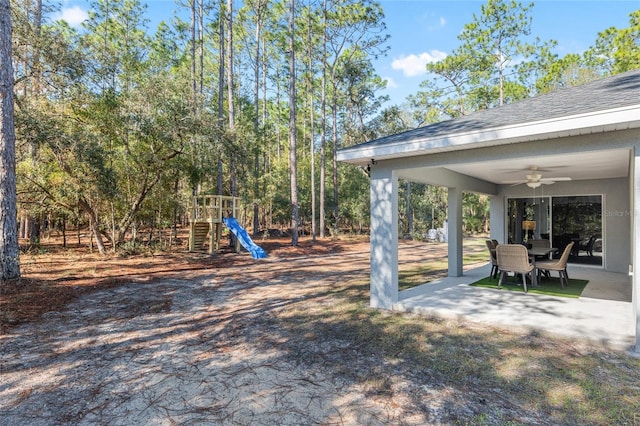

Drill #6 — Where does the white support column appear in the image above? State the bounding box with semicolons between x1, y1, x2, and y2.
489;195;506;243
632;147;640;355
448;186;463;277
369;167;398;309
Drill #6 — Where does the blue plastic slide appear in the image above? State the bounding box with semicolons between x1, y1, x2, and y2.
222;217;267;259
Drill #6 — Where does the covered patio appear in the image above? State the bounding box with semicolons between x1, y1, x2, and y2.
395;264;633;350
337;70;640;354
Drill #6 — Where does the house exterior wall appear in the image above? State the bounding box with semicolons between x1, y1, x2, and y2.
602;178;632;273
632;146;640;354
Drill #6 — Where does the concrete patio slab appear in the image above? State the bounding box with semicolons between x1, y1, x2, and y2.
394;263;635;351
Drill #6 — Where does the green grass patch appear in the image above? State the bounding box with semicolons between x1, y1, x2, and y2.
398;237;491;291
470;275;589;298
398;261;448;290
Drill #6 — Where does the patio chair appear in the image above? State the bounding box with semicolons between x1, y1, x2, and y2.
496;244;536;292
529;239;550;249
535;242;574;288
485;240;498;280
579;235;597;257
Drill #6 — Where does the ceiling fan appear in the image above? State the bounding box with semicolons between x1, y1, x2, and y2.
505;166;571;188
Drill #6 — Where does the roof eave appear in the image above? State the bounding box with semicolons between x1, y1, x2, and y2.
337;105;640;166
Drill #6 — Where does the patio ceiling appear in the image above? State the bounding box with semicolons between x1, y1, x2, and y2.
397;148;631;186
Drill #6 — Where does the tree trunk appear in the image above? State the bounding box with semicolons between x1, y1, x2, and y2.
20;215;26;239
261;41;268;232
62;215;66;248
172;178;179;241
26;0;43;246
319;0;327;238
217;0;225;195
227;0;236;197
78;198;106;254
28;218;39;246
331;101;338;234
190;0;197;105
253;3;263;235
198;0;204;96
307;0;316;241
0;0;20;280
288;0;298;246
406;181;413;235
114;172;162;244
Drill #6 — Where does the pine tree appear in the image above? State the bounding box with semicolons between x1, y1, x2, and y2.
0;0;20;280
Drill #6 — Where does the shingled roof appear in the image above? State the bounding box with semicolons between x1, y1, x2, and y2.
341;69;640;156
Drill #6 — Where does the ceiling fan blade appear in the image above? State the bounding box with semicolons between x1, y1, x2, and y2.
499;165;569;174
538;177;571;182
502;176;571;186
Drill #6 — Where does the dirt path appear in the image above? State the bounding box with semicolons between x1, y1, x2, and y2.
1;239;557;425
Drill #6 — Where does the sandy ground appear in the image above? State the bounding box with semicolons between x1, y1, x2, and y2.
0;237;573;425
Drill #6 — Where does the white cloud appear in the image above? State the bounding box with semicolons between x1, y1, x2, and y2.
384;76;398;89
421;13;447;32
428;17;447;31
53;6;88;27
391;51;448;77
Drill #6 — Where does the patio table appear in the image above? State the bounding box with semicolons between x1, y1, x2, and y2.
527;247;557;259
528;247;558;283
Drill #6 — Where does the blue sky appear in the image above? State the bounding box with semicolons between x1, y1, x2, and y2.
54;0;640;105
377;0;640;105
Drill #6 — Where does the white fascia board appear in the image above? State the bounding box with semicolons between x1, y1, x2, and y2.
337;105;640;166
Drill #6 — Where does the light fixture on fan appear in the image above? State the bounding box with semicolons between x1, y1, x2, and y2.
527;173;542;181
526;181;542;188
